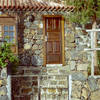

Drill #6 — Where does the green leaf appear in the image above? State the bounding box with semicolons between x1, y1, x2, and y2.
65;0;100;25
0;43;19;69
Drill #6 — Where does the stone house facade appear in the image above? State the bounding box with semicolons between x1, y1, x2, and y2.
0;0;100;100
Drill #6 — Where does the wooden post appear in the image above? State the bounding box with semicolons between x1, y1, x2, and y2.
90;31;95;76
92;18;99;75
92;20;97;64
62;17;65;66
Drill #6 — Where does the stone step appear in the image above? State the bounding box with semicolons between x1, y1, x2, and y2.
46;64;63;67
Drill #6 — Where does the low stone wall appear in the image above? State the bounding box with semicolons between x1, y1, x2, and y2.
11;66;100;100
71;73;100;100
12;66;69;100
0;68;8;100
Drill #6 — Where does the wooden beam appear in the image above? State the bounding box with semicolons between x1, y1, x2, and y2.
43;16;46;67
61;16;65;66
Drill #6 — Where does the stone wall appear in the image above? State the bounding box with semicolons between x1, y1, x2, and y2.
18;13;43;66
12;66;69;100
0;68;8;100
11;12;100;100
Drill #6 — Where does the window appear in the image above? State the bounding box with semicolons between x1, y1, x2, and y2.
0;17;17;54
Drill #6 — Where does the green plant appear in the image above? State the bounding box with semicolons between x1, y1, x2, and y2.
0;43;19;69
65;0;100;25
65;0;100;75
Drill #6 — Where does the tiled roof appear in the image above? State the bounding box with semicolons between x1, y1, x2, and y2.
0;0;74;12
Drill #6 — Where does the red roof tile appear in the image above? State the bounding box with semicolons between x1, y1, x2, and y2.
0;0;74;12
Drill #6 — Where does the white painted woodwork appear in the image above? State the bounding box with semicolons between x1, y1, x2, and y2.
85;29;100;76
7;75;11;100
68;75;72;100
86;29;100;32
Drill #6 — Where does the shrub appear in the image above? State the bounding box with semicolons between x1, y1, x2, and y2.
0;43;19;70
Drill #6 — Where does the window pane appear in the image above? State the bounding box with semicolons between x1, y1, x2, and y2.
9;38;15;43
4;38;9;43
9;26;14;31
4;26;8;31
9;32;14;37
4;36;10;39
4;32;9;36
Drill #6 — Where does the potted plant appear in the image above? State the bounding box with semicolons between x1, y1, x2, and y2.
0;43;19;75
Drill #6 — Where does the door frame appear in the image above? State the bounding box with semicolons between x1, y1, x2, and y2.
43;15;65;66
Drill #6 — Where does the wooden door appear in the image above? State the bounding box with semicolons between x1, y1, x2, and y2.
45;17;62;64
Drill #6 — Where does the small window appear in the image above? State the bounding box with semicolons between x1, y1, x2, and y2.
9;26;14;31
4;26;9;31
0;20;17;54
3;25;15;43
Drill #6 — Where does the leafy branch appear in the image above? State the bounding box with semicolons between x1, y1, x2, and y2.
65;0;100;25
0;43;19;68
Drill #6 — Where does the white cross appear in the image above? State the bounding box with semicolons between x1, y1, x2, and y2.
84;29;100;76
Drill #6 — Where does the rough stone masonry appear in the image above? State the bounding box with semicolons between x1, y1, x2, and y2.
10;11;100;100
0;68;8;100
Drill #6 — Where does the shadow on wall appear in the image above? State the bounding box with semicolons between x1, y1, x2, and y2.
18;49;43;67
17;14;43;67
31;55;43;67
12;76;38;100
